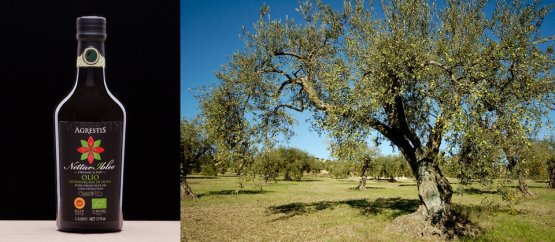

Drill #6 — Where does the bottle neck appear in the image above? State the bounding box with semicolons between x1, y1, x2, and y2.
77;39;105;58
75;40;107;92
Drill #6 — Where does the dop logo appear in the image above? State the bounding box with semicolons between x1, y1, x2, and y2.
74;197;86;209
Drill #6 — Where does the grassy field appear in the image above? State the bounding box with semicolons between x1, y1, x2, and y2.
181;175;555;241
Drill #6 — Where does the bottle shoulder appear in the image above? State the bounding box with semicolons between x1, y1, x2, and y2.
56;90;125;122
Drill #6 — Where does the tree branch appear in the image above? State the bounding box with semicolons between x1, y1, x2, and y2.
381;72;422;154
274;79;306;113
428;60;458;83
356;70;373;83
394;94;423;153
276;80;293;97
293;68;303;78
263;67;294;81
274;104;304;112
296;77;331;111
273;50;305;60
424;113;447;159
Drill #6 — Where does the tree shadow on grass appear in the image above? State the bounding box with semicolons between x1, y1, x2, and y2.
197;189;271;198
187;176;219;179
462;188;497;195
267;197;419;221
508;185;547;189
461;186;544;195
452;202;528;218
276;178;322;182
349;186;385;190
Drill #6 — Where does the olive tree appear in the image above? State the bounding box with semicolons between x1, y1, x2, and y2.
199;80;292;177
331;140;379;189
325;159;353;178
356;152;373;189
549;155;555;188
254;148;282;182
283;147;315;180
208;0;554;235
180;118;213;199
254;147;315;181
457;107;549;197
531;137;555;188
373;155;413;181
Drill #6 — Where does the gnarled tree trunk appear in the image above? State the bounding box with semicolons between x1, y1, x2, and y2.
506;153;534;197
284;171;292;181
517;169;534;197
391;146;475;239
357;158;370;190
181;174;197;199
548;166;555;189
414;159;453;224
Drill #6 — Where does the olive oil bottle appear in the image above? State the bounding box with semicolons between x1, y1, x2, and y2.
55;16;126;232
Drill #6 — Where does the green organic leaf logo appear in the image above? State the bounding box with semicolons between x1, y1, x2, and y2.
77;136;105;165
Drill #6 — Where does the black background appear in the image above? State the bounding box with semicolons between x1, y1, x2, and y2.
1;0;180;220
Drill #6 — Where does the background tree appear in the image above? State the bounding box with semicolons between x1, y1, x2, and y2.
180;118;213;199
456;112;545;197
453;124;505;190
549;155;555;188
307;158;326;174
357;155;372;189
331;139;379;190
378;155;413;181
325;159;353;179
353;146;379;189
255;147;316;181
209;0;554;235
282;147;315;180
532;137;555;188
504;139;535;197
521;139;549;180
253;148;282;182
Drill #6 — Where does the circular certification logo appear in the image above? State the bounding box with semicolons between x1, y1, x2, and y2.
74;197;86;209
83;47;99;65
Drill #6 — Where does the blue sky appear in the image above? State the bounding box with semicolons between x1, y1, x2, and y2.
182;0;555;159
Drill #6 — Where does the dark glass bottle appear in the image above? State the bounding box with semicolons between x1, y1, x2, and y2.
55;16;126;232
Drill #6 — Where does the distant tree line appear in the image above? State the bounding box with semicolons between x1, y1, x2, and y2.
324;154;413;180
181;116;555;200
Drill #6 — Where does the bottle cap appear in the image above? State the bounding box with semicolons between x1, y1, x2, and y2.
76;16;106;40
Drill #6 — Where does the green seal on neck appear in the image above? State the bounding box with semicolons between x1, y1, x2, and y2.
77;47;105;67
85;49;98;64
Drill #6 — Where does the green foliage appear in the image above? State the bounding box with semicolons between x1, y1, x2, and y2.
254;147;317;182
363;155;411;179
447;136;555;198
199;82;258;175
371;155;413;179
520;137;555;179
323;153;412;180
331;140;377;163
200;162;218;176
448;145;505;187
496;179;523;212
308;158;326;173
325;159;353;179
253;148;282;182
180;118;214;180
